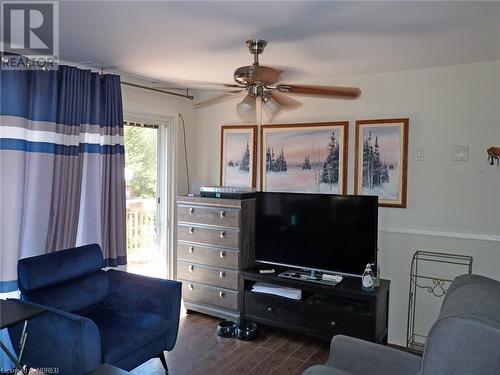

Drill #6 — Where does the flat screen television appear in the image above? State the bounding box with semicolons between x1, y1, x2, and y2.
255;192;378;277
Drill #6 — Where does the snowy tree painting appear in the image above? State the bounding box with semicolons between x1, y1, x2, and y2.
239;141;251;172
261;123;348;193
355;119;409;208
221;126;257;187
321;132;340;189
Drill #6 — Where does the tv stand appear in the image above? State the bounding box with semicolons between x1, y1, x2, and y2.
240;268;390;343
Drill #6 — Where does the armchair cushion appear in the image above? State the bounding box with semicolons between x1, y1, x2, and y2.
327;335;421;375
76;304;172;364
18;244;104;291
303;365;353;375
23;271;109;312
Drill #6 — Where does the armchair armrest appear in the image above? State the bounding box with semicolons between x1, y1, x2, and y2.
327;335;421;375
105;270;181;317
7;300;101;375
105;270;182;349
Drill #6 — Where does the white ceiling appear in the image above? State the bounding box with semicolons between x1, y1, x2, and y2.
59;1;500;90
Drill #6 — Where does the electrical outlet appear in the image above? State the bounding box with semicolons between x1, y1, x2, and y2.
451;145;468;161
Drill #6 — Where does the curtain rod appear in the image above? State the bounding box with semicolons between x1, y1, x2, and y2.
121;81;194;100
1;55;195;100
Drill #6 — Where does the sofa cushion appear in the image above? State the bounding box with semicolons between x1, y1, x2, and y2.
77;304;171;364
439;276;500;328
303;365;353;375
18;244;104;291
22;271;109;312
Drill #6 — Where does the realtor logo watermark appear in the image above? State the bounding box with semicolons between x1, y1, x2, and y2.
1;1;59;69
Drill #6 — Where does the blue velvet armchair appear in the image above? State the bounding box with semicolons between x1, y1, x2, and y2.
8;244;182;375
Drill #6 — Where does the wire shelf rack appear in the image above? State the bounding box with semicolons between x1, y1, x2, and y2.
406;250;473;354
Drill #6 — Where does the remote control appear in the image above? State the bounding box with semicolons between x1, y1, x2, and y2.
323;274;343;282
259;269;275;274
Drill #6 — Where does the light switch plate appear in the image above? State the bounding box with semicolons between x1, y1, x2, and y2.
415;146;424;161
451;145;468;161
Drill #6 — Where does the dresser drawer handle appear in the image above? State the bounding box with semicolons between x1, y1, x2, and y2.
219;291;225;298
219;271;225;278
189;265;194;272
220;231;226;238
220;210;225;218
219;251;225;258
189;207;194;214
188;284;194;291
188;246;194;253
330;321;336;328
267;307;273;312
189;227;194;234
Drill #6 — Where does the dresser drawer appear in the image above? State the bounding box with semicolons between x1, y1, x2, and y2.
178;204;239;228
177;224;239;249
177;261;238;290
182;281;238;310
244;291;301;326
177;243;239;270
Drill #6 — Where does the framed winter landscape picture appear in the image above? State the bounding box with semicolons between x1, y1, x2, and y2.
260;122;349;194
220;125;257;187
354;118;409;208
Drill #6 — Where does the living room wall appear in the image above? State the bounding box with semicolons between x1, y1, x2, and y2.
193;60;500;346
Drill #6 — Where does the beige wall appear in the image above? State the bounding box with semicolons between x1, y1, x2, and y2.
194;60;500;345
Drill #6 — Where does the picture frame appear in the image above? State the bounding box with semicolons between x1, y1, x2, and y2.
220;125;258;188
260;122;349;194
354;118;409;208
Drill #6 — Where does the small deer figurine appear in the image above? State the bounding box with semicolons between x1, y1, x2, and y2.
487;146;500;165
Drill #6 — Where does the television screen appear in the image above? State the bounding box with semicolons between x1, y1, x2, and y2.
255;192;378;276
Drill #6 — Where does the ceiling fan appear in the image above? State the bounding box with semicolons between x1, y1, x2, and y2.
193;39;361;122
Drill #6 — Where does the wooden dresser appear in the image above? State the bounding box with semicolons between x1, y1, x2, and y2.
176;196;255;321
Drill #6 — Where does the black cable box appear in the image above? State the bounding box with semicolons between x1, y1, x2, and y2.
199;186;256;199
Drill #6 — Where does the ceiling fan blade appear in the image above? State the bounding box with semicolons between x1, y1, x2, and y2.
193;90;245;109
271;91;302;110
276;84;361;99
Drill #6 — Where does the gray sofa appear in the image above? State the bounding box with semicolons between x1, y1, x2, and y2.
304;274;500;375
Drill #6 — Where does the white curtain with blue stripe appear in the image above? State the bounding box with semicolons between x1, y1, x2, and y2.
0;65;127;368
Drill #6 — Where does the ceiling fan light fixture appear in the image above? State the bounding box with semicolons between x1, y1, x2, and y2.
236;94;256;123
262;94;283;121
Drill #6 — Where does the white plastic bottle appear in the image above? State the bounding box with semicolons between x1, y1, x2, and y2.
362;263;375;292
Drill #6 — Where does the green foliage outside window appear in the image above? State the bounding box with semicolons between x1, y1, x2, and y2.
124;126;157;198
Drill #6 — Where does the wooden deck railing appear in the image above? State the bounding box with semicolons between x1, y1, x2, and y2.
126;199;157;259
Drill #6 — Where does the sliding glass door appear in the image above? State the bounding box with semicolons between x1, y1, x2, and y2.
124;123;166;277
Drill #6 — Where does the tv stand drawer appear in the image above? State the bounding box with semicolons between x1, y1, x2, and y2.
244;291;301;326
301;305;371;340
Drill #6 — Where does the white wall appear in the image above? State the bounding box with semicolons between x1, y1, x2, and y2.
121;85;198;195
194;60;500;345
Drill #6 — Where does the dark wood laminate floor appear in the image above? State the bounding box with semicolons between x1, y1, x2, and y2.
131;312;330;375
